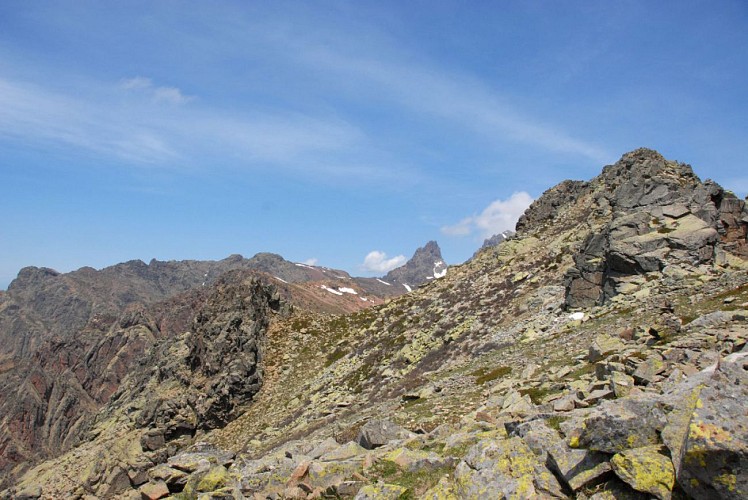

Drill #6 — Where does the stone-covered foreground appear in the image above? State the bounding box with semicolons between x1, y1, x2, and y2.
56;323;743;500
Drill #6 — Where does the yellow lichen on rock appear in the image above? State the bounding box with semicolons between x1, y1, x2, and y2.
610;446;675;500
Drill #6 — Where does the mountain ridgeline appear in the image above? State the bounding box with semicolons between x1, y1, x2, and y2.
2;149;748;499
0;244;446;483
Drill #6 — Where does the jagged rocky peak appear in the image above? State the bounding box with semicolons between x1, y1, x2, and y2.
556;148;748;308
595;147;703;210
383;240;447;289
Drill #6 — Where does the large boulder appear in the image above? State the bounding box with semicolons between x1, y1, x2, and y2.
575;395;667;453
610;446;675;500
356;419;412;450
454;437;563;498
661;354;748;498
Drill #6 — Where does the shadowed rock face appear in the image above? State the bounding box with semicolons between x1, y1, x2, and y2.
0;285;211;475
126;273;281;441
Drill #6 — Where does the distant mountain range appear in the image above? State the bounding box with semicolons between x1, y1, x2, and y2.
0;241;449;478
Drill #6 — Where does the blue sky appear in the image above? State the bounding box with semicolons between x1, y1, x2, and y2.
1;1;747;289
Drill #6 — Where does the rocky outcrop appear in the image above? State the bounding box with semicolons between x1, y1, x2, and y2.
2;273;282;498
127;273;282;439
563;149;748;308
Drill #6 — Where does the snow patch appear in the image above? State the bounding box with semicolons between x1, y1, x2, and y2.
403;283;412;292
321;285;343;296
295;263;314;269
360;297;368;302
376;279;391;286
569;312;585;321
433;267;447;278
338;287;358;295
274;276;288;284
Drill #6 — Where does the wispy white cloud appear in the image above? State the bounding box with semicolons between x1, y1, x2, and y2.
0;76;385;179
302;257;318;266
442;192;533;239
121;76;194;105
361;250;406;273
0;77;180;164
281;40;611;163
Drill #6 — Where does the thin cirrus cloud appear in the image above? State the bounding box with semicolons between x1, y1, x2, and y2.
442;191;534;239
0;77;180;164
284;39;611;164
120;76;194;105
361;250;407;273
0;75;371;175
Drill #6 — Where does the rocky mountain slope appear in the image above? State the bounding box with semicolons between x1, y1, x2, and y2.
3;149;748;499
0;246;442;483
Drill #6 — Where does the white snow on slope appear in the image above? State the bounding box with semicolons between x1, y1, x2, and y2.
403;283;412;292
274;276;288;284
295;263;314;269
376;279;391;286
321;285;343;296
433;260;448;278
338;287;358;295
569;312;585;321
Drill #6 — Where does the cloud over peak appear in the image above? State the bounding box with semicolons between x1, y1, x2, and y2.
442;191;533;239
361;250;406;273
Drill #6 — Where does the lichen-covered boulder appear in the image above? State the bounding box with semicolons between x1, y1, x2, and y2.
319;441;367;462
454;436;560;498
422;476;458;499
307;459;362;490
195;465;231;492
576;395;667;453
354;482;408;499
380;447;453;473
662;354;748;498
588;334;626;363
610;446;675;500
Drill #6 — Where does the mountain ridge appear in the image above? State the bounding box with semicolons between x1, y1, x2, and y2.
0;243;447;480
2;148;748;499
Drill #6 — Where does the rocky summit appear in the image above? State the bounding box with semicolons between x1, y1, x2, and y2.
2;148;748;500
